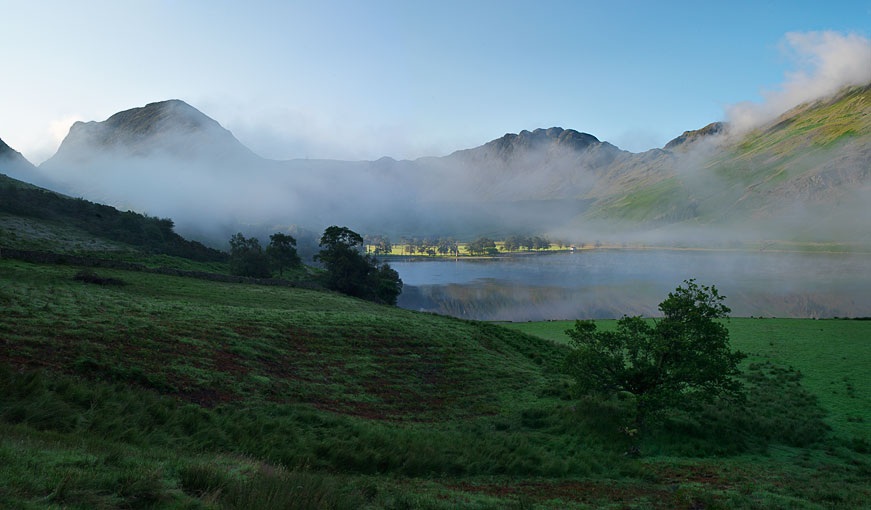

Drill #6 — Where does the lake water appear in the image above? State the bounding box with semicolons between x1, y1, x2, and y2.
393;250;871;321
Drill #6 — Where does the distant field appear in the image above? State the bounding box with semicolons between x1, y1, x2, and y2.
503;318;871;440
366;241;571;257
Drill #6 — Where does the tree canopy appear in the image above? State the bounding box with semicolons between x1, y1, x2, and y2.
564;280;746;433
468;237;497;256
266;232;301;276
315;226;402;305
228;233;271;278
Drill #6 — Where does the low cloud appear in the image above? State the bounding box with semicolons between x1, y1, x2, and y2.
727;31;871;133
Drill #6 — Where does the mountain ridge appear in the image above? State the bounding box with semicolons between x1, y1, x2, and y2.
27;83;871;240
0;136;47;186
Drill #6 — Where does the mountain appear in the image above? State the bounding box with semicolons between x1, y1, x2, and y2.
588;84;871;236
33;85;871;242
37;100;281;238
42;99;260;167
664;122;726;151
0;137;42;184
466;127;613;157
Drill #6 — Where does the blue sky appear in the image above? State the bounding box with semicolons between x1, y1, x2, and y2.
1;0;869;162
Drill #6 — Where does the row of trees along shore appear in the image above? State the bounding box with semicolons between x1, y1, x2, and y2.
362;235;575;256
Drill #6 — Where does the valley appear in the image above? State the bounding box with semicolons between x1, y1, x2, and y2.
0;56;869;510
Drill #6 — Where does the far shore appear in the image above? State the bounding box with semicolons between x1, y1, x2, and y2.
373;243;871;261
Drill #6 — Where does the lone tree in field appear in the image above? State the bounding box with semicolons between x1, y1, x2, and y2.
564;279;745;435
266;232;301;277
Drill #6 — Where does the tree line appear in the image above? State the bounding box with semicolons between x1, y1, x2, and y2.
229;226;402;306
394;237;461;257
361;234;571;257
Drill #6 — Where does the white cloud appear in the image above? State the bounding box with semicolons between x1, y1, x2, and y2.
727;31;871;133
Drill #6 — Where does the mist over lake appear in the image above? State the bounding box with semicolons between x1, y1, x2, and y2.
395;250;871;321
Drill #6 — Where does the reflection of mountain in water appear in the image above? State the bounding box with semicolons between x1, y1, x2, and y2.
399;281;659;321
393;251;871;321
399;282;870;321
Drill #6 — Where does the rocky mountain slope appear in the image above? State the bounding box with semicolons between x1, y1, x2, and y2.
589;84;871;235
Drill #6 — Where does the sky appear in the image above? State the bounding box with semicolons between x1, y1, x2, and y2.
1;0;870;163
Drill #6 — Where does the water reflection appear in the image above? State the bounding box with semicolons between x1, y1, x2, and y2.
393;251;871;321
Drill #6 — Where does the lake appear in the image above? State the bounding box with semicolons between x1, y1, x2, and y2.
393;250;871;321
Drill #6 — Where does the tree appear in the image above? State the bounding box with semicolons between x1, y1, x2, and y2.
266;232;301;277
468;237;497;256
521;237;535;250
437;237;451;256
532;236;550;250
229;233;271;278
320;225;365;249
371;261;403;305
449;238;460;257
564;280;745;435
314;226;403;305
373;236;392;255
410;237;424;255
421;237;436;257
503;235;523;252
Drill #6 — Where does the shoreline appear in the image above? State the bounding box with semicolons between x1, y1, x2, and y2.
375;245;871;261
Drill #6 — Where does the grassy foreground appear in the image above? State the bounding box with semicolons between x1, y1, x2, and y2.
1;259;870;508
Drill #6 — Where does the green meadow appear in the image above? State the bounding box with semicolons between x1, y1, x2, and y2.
504;318;871;442
1;258;870;508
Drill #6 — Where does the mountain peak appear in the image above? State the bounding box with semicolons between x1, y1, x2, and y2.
0;137;20;157
0;136;43;184
69;99;222;144
482;127;607;159
0;137;31;165
664;122;726;151
43;99;257;165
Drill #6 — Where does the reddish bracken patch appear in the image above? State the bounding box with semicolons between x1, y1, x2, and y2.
445;475;728;509
656;464;739;491
180;387;238;407
212;349;250;377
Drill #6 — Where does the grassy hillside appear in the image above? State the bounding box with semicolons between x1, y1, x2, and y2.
586;84;871;230
2;259;870;508
1;260;563;422
0;173;226;262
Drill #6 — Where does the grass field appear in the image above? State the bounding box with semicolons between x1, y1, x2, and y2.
503;318;871;442
2;259;870;508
